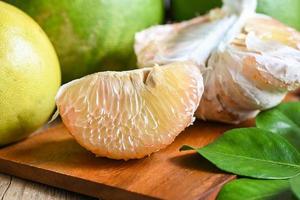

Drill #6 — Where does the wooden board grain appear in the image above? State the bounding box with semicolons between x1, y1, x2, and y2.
0;120;242;200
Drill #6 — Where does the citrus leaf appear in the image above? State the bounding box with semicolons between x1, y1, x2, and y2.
217;179;295;200
256;102;300;150
186;128;300;179
290;174;300;199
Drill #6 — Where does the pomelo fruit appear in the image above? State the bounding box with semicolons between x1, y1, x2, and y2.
6;0;164;83
0;2;61;146
171;0;300;31
55;62;203;160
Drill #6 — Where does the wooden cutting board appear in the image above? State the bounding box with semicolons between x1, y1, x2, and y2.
0;95;298;200
0;121;241;200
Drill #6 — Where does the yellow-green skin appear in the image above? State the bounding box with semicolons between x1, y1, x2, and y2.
6;0;164;83
0;2;61;146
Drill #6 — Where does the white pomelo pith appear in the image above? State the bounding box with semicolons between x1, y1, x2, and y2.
135;0;300;124
56;62;203;160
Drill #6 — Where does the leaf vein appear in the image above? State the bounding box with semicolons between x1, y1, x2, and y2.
201;150;300;168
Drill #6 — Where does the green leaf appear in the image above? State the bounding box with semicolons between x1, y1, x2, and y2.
256;102;300;150
291;174;300;199
184;128;300;179
217;179;295;200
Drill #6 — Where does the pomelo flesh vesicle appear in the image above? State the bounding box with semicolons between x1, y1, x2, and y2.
56;62;203;160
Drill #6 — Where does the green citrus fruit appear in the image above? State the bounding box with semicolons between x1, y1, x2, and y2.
0;2;61;146
171;0;300;31
6;0;164;83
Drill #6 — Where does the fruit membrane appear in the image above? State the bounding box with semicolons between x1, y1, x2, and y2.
135;0;300;124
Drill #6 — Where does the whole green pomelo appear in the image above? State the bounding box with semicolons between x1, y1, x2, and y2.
171;0;300;31
6;0;164;83
0;1;61;146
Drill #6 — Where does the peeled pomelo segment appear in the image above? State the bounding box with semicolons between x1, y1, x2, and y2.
228;15;300;91
56;62;203;160
197;15;300;123
196;46;288;123
197;19;300;123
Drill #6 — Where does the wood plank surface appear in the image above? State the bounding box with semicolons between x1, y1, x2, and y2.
0;175;94;200
0;174;11;198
